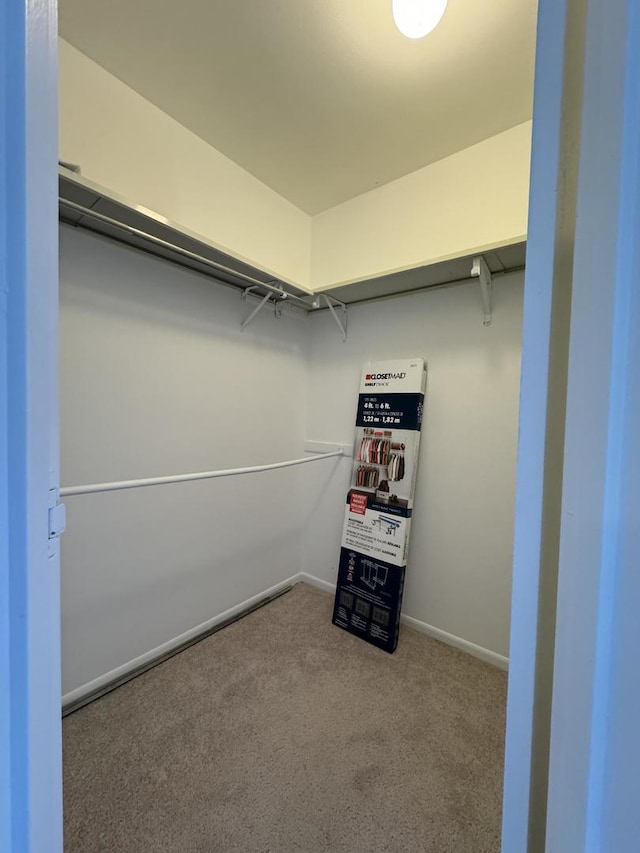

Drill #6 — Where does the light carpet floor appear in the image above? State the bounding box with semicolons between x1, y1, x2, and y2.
63;582;507;852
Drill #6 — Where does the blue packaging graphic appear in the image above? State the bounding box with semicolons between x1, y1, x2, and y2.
332;358;427;653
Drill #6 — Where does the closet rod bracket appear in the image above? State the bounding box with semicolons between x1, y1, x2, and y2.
471;256;492;326
241;285;283;331
321;294;348;342
48;489;66;542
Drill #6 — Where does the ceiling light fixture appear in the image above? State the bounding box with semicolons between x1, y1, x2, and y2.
392;0;448;39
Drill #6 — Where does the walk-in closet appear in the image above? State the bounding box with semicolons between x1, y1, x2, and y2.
57;2;536;850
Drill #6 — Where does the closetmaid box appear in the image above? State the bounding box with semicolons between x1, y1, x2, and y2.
332;358;427;653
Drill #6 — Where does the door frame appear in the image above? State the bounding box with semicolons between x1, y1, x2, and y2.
503;0;640;849
0;0;61;851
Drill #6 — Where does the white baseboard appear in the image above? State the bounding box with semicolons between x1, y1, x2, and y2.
62;573;301;711
298;572;336;594
298;572;509;670
63;570;508;710
400;615;509;670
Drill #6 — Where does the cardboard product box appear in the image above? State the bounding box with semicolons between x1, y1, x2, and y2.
332;358;427;653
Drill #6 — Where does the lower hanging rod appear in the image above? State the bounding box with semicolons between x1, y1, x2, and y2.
61;450;344;497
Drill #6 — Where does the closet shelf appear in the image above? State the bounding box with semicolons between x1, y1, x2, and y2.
59;166;526;318
58;166;314;311
316;244;526;312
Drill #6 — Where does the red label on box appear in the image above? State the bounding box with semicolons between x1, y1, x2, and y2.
349;493;368;515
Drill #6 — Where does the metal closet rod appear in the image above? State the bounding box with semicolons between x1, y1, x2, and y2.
59;198;314;309
61;450;344;497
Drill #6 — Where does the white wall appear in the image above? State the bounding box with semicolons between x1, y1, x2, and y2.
303;273;524;658
311;123;531;289
59;39;530;295
60;224;522;696
59;225;318;698
59;40;313;291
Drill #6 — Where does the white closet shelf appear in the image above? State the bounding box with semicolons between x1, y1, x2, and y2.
316;243;526;310
58;166;314;310
59;166;525;315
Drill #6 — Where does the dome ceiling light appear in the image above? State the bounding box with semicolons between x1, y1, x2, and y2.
392;0;448;39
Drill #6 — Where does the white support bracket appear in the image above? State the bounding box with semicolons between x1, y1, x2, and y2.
241;288;272;331
304;440;353;458
241;285;287;332
321;293;348;342
471;255;493;326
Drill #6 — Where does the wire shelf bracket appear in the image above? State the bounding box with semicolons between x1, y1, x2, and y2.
321;293;348;341
240;287;278;331
471;255;493;326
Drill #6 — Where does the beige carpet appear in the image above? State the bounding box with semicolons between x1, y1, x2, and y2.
63;582;506;852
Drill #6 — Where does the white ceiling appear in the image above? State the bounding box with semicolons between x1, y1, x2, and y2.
59;0;537;215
